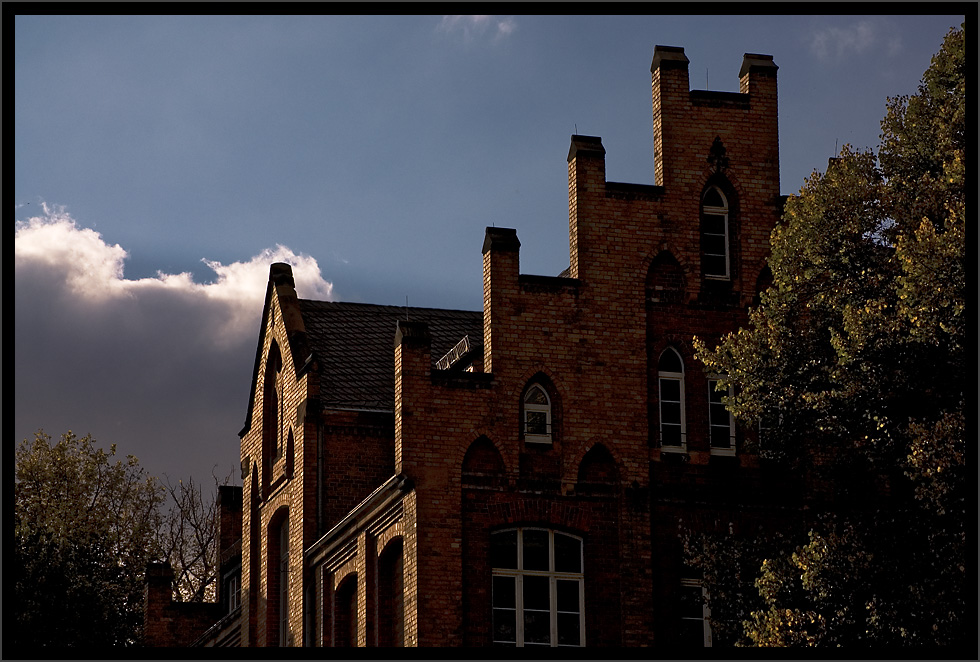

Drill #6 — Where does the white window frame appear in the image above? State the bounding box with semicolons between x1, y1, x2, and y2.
702;186;730;280
658;349;687;452
707;377;736;456
680;578;713;647
523;384;553;445
491;528;585;647
224;567;241;613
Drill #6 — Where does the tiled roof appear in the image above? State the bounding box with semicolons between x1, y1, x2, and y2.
299;300;483;411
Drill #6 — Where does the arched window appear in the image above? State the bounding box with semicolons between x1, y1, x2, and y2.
658;349;686;451
334;573;357;647
263;342;284;468
378;538;404;647
267;510;289;646
701;186;730;280
490;528;584;647
523;384;552;444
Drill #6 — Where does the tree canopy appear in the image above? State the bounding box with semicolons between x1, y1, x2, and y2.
12;430;166;647
691;24;966;647
11;430;230;649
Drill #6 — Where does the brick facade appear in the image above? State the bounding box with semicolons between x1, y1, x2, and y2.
147;46;798;648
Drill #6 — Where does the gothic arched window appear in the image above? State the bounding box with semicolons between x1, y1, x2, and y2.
658;348;686;451
523;384;552;444
701;186;730;280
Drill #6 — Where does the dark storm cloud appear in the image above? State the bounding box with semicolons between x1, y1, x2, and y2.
14;205;334;486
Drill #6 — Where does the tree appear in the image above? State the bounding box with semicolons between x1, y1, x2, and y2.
12;430;166;648
160;472;231;603
692;24;966;647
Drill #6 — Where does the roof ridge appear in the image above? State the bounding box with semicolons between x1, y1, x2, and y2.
298;299;481;315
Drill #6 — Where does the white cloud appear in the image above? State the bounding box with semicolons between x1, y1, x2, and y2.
14;204;337;485
438;15;516;43
809;20;881;62
15;203;334;346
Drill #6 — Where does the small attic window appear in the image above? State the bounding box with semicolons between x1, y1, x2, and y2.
523;384;552;443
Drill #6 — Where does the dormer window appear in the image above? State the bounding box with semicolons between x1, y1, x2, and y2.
523;384;552;444
701;186;730;280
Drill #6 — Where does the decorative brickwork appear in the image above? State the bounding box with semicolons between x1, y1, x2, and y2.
147;46;797;649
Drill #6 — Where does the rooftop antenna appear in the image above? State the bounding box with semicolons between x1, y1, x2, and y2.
574;123;578;135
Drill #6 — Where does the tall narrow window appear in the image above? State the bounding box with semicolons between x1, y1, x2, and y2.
491;528;584;647
334;574;357;647
223;566;241;613
264;342;284;470
378;538;404;647
658;349;686;451
708;378;735;455
523;384;552;444
679;578;712;646
279;519;290;646
701;186;730;279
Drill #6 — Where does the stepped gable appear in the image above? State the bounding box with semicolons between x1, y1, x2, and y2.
299;300;483;411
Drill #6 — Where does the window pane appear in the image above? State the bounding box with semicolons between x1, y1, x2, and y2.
556;579;580;612
493;575;515;609
524;386;548;405
523;530;549;571
491;530;518;569
659;378;680;401
708;382;725;404
661;402;681;425
702;189;725;208
711;426;732;449
523;575;550;611
702;234;727;255
710;403;729;422
703;214;726;235
658;350;682;373
679;585;704;619
493;608;516;644
557;612;581;646
523;609;551;645
661;424;682;446
703;255;728;276
526;411;549;435
554;535;581;574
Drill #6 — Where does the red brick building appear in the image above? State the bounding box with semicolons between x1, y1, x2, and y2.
147;45;795;648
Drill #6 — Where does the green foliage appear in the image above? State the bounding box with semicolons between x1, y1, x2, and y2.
692;24;966;647
12;430;166;648
681;529;790;647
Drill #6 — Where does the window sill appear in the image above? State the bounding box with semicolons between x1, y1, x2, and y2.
524;434;553;445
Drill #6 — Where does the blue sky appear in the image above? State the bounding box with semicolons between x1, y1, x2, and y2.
14;14;964;485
